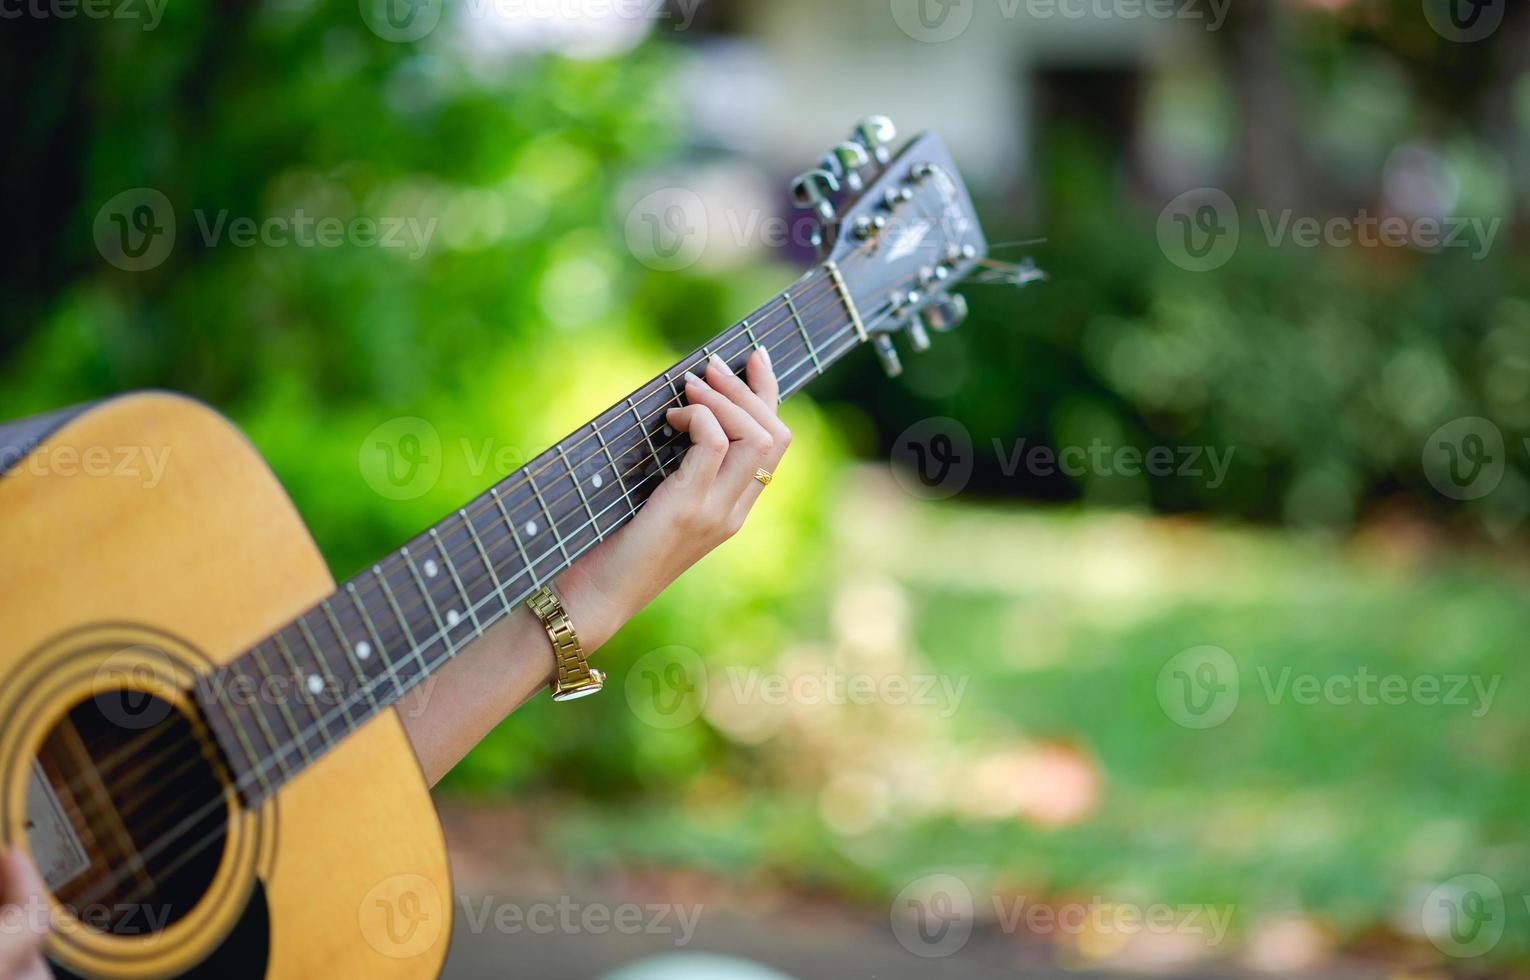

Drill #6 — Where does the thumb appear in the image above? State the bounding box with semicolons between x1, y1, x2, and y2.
0;849;50;976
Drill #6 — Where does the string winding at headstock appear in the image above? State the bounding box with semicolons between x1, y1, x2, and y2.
791;118;1004;377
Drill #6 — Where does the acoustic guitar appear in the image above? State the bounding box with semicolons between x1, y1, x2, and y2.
0;119;988;978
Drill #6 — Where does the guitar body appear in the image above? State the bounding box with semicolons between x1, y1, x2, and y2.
0;393;452;978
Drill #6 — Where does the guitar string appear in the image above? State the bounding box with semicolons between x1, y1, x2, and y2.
90;312;882;915
60;298;872;854
53;191;959;848
65;280;889;826
274;229;934;676
54;199;955;824
58;187;960;898
229;260;865;675
47;260;871;799
50;266;866;808
62;299;895;914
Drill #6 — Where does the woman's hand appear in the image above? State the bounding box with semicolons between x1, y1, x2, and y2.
400;346;790;781
0;849;51;980
556;346;791;646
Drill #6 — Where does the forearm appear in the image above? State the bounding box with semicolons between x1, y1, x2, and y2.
396;350;788;785
394;525;698;785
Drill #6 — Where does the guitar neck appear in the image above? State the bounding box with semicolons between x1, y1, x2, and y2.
197;262;870;804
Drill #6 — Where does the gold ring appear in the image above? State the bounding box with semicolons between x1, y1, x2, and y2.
753;467;773;488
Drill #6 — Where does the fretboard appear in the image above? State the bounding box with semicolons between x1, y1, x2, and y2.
196;262;870;805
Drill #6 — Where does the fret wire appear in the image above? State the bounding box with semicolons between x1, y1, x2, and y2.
742;317;760;350
557;444;602;542
375;564;431;681
527;468;571;567
273;631;330;745
491;487;540;589
592;421;631;500
461;507;509;616
213;281;867;799
401;546;453;660
297;616;353;729
322;598;382;714
215;684;275;798
241;655;297;778
626;396;668;478
348;581;405;702
785;292;823;375
252;643;315;765
236;313;867;795
431;526;481;635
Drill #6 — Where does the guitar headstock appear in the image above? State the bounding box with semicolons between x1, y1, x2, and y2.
792;119;989;377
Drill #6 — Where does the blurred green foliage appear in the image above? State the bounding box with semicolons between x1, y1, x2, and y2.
4;1;1529;969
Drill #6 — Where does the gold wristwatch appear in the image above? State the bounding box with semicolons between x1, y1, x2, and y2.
526;585;605;701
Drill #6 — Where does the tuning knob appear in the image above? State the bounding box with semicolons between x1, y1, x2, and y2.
921;293;968;333
790;169;841;221
851;115;897;165
872;334;903;377
822;142;871;193
906;319;932;353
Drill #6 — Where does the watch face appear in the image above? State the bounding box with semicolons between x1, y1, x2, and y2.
554;683;602;702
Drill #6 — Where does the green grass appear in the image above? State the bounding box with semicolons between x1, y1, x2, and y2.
531;469;1530;965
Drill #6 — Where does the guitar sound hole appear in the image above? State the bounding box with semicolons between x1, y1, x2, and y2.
25;692;229;936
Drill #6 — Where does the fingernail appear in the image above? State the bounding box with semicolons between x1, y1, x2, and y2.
756;344;771;367
708;353;728;371
683;370;703;385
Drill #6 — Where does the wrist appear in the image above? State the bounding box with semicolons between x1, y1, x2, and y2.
552;561;624;653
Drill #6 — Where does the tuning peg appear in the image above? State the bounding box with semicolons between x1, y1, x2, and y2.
821;142;871;192
872;334;903;378
790;169;841;221
921;293;968;333
851;116;897;165
906;319;932;353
